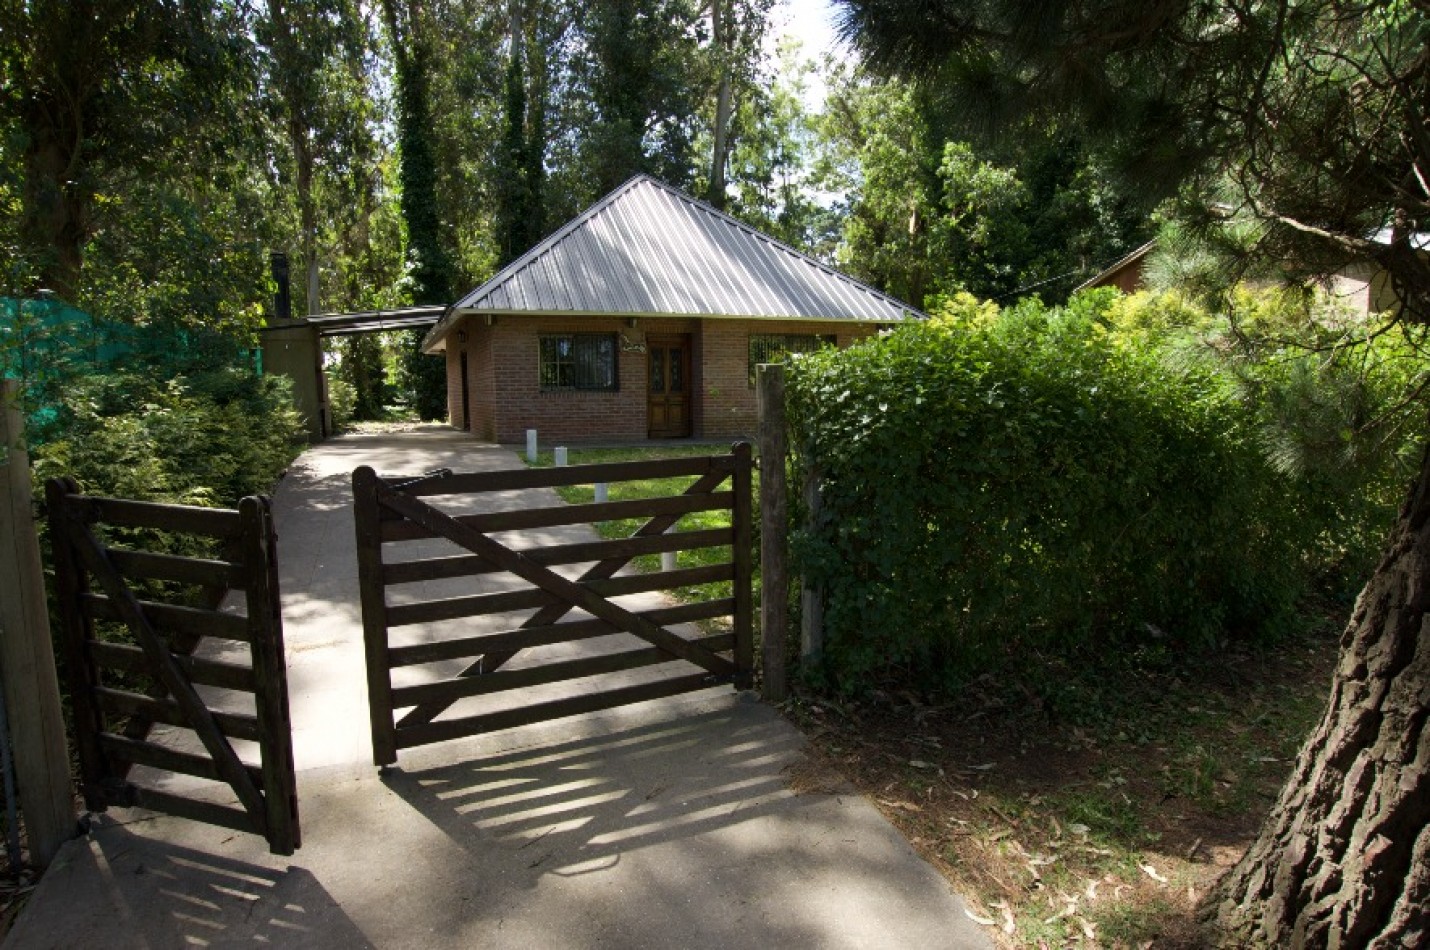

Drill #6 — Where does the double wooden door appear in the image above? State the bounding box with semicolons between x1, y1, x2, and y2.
647;335;692;438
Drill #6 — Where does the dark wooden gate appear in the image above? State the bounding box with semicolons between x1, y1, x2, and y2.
46;479;300;855
354;445;754;766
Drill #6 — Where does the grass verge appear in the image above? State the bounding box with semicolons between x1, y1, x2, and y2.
522;444;752;607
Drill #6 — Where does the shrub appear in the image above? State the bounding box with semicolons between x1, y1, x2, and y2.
31;367;304;508
326;372;357;431
785;290;1417;692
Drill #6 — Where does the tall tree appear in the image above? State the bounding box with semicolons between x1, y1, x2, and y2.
702;0;774;211
495;0;568;264
258;0;376;315
837;0;1430;944
579;0;707;194
707;0;734;208
381;0;454;419
380;0;454;305
719;40;838;255
0;0;248;303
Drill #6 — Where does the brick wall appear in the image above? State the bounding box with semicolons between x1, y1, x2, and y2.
699;319;880;440
441;314;882;443
444;321;497;440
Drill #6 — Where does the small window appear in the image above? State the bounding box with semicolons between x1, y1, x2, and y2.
539;333;618;391
748;333;836;385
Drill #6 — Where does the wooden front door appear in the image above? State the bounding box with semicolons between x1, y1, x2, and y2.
647;335;692;438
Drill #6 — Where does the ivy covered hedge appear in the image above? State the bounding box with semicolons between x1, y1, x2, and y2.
786;290;1418;690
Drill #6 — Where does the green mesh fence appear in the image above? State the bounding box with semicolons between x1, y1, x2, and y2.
1;296;259;444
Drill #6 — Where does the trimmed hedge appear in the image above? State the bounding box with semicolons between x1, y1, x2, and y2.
786;290;1412;690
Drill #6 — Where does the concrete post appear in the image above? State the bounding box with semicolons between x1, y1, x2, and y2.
526;429;538;463
554;446;568;467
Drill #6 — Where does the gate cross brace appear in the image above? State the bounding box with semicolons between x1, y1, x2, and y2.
59;513;269;828
393;466;735;730
376;485;735;683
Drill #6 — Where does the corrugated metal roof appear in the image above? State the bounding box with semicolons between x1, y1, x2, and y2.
424;175;922;351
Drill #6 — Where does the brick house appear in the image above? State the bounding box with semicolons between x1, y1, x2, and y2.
421;175;923;443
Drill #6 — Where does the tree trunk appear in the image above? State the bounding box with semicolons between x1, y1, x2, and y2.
20;104;87;302
708;0;732;210
1214;445;1430;948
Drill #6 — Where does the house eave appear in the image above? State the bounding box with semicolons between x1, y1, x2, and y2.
422;307;920;354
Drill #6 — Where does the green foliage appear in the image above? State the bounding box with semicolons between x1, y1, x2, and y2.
395;326;447;420
786;290;1418;691
578;0;708;194
326;371;356;431
816;66;1149;307
31;368;303;507
334;333;388;421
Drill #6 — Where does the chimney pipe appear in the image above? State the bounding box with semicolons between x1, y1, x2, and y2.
270;251;292;322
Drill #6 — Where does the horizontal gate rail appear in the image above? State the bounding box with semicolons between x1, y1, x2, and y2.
380;527;732;585
356;444;755;765
377;492;736;542
59;495;244;539
384;564;736;627
397;455;728;496
46;478;300;855
82;594;253;641
393;674;719;751
390;633;737;706
387;599;735;667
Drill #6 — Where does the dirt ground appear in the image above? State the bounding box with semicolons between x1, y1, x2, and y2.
782;622;1343;949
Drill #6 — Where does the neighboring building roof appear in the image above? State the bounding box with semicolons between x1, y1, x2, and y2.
1073;240;1158;294
424;175;923;352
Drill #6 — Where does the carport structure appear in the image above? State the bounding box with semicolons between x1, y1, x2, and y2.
259;305;446;441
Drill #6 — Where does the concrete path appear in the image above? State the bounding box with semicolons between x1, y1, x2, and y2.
6;426;990;949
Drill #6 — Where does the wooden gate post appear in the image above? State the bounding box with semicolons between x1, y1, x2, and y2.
0;380;75;867
756;363;788;702
800;463;825;663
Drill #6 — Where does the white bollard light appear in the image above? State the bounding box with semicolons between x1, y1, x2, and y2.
554;446;568;466
594;482;608;503
661;551;677;572
526;429;538;463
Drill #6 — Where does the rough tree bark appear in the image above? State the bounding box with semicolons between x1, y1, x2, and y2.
265;0;321;315
707;0;732;210
1215;444;1430;948
19;120;87;302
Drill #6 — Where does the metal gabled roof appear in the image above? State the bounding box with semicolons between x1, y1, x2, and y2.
424;175;922;352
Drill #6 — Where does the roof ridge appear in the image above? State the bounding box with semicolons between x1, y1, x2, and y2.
424;175;923;351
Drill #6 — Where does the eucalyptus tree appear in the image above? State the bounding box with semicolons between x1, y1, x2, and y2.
257;0;379;315
577;0;710;194
837;1;1430;944
717;41;838;254
704;0;773;209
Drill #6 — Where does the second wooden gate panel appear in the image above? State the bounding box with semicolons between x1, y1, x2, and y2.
354;446;754;766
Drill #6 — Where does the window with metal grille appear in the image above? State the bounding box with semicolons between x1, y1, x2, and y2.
747;333;835;386
539;333;618;391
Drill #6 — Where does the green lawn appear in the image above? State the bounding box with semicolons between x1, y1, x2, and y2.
524;444;758;609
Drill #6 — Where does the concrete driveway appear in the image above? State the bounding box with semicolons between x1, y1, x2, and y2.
6;425;990;949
